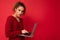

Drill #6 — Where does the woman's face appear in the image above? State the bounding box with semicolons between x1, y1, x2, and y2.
15;6;24;17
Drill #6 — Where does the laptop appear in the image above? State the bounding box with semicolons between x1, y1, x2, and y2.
18;23;38;38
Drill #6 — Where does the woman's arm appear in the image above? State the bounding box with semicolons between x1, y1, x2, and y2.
20;18;29;34
5;16;21;38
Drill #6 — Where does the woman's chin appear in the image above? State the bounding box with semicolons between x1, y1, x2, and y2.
17;15;22;18
17;15;20;18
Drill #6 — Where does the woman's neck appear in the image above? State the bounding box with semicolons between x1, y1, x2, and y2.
12;13;20;22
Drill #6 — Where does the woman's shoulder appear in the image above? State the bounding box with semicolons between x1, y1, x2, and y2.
7;15;14;21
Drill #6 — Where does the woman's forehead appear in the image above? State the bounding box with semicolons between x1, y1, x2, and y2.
17;6;24;10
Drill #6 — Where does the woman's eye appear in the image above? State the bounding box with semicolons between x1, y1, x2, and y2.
18;10;20;11
22;11;24;12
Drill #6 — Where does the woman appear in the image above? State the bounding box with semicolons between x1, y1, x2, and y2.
5;2;28;40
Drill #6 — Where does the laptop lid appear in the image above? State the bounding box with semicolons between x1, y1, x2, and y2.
29;23;38;37
19;23;38;38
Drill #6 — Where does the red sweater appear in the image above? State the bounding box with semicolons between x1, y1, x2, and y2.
5;16;25;40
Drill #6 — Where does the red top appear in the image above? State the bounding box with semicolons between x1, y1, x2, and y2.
5;16;25;40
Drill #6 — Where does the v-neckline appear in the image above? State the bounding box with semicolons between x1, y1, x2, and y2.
11;15;21;22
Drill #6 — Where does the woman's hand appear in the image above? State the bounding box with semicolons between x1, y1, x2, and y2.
21;29;29;34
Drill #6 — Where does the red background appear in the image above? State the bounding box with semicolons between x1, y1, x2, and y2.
0;0;60;40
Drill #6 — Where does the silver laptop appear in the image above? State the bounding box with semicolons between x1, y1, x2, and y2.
18;23;38;38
